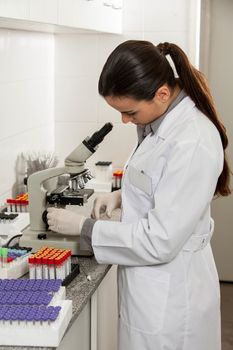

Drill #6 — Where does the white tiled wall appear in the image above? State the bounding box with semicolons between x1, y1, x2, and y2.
0;29;54;203
54;0;196;173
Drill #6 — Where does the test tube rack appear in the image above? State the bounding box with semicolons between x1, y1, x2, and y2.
0;247;31;279
0;279;72;347
0;253;29;279
0;212;30;246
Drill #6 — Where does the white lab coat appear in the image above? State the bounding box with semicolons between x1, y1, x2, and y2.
92;96;223;350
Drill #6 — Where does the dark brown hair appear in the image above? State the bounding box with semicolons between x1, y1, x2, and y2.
98;40;231;197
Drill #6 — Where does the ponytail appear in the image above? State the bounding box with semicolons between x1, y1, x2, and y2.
157;42;231;197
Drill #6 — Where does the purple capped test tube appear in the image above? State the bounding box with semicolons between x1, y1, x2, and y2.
0;305;9;320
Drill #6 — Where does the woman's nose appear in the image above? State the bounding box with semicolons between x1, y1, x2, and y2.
121;114;131;124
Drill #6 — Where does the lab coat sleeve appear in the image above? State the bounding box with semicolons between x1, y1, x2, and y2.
92;140;223;266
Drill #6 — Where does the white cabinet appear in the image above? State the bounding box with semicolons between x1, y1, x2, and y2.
98;0;122;33
57;301;91;350
97;265;118;350
58;0;122;34
57;266;118;350
91;266;118;350
29;0;58;24
0;0;28;20
58;0;99;30
0;0;122;33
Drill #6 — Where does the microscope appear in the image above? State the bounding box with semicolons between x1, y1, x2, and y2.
20;123;113;256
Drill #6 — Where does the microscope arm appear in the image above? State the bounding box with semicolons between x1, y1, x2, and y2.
65;122;113;168
64;142;93;170
28;166;68;231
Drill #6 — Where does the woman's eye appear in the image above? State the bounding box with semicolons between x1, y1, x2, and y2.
127;112;136;116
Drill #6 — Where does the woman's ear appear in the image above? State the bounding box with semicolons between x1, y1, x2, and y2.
153;85;171;103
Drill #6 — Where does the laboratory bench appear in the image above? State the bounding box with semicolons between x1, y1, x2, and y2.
0;257;118;350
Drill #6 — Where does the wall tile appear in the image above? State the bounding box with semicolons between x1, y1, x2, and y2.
0;29;54;83
97;95;121;124
0;78;53;140
0;125;54;197
55;33;99;78
143;0;189;32
122;0;143;32
55;76;99;122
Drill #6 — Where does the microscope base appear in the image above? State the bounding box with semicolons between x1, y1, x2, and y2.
20;227;93;256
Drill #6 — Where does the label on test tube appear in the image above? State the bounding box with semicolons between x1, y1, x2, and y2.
55;257;64;280
1;248;8;268
66;250;72;276
42;257;49;279
28;256;36;279
48;258;55;279
6;199;13;212
35;257;42;279
113;170;123;190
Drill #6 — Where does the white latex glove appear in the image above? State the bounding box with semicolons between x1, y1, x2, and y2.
47;207;86;235
91;190;121;219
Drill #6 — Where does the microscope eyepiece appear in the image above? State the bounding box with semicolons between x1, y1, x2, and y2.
84;122;113;151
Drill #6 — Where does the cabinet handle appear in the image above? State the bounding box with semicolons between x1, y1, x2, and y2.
112;5;122;9
103;1;113;6
111;0;122;9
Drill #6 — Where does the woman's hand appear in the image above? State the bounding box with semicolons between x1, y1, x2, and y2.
91;190;121;219
47;207;86;235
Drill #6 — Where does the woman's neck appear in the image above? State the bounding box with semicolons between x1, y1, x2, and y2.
168;84;182;106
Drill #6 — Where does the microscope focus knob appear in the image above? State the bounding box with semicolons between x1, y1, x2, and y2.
42;210;48;225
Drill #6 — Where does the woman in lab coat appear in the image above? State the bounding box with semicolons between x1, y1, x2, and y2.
47;41;231;350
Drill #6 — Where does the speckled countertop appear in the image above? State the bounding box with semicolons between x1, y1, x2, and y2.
0;257;111;350
66;257;111;319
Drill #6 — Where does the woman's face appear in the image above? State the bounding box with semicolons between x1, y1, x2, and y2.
104;86;173;126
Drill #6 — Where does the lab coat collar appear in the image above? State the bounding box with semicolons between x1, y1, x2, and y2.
156;96;195;140
128;96;196;161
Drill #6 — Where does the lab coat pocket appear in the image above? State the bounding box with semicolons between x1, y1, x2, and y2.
120;268;170;334
128;165;153;196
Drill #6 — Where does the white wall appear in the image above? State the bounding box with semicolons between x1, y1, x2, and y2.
54;0;196;173
0;29;54;204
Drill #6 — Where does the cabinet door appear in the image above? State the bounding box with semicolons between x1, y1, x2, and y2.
58;0;99;30
0;0;29;20
99;0;122;33
57;301;91;350
29;0;58;24
96;266;118;350
58;0;122;33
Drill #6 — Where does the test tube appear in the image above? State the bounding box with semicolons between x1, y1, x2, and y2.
48;258;55;279
42;256;49;279
35;257;42;279
1;248;8;268
112;170;123;190
28;256;36;279
55;256;65;280
6;199;13;212
66;250;72;276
